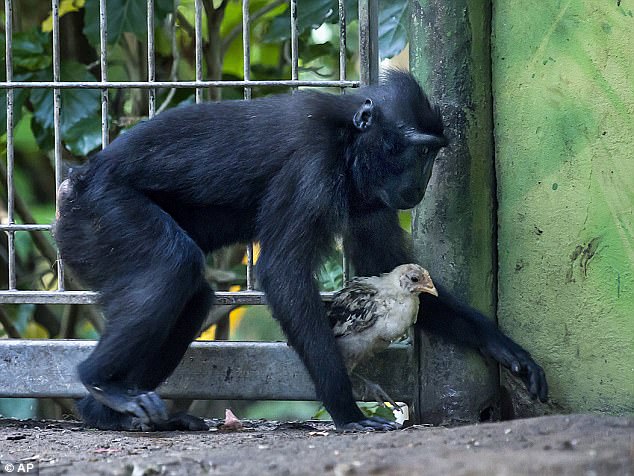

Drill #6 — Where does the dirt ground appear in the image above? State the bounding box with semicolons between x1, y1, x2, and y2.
0;413;631;475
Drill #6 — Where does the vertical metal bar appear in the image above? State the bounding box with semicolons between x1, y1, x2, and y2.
52;0;64;290
339;0;350;283
4;0;16;290
194;0;204;103
147;0;156;117
242;0;255;290
338;0;347;86
242;0;251;100
99;0;109;147
290;0;299;84
358;0;379;85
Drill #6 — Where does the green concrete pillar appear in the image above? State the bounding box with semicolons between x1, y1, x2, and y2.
410;0;499;424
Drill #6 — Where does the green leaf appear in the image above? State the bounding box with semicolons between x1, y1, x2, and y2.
318;256;343;291
302;41;338;64
358;402;397;420
378;0;408;59
12;30;53;71
0;73;34;134
83;0;174;46
398;210;412;232
63;114;103;156
261;0;407;59
30;62;100;135
262;0;338;43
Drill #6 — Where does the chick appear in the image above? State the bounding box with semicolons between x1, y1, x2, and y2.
329;264;438;409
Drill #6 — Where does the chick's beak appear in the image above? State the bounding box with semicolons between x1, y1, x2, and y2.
416;278;438;297
423;284;438;297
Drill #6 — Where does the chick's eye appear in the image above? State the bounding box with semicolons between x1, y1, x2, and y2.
411;276;419;282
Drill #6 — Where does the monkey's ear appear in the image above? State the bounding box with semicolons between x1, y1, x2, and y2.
353;99;374;131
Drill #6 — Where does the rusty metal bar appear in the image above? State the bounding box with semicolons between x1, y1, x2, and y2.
339;0;347;85
195;0;204;103
290;0;298;83
242;0;256;290
242;0;251;101
0;290;337;305
358;0;379;86
52;0;64;290
4;0;16;290
99;0;108;147
0;80;359;89
0;340;414;401
0;224;51;231
147;0;156;117
339;0;350;283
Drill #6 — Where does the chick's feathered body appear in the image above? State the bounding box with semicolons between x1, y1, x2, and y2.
329;264;437;372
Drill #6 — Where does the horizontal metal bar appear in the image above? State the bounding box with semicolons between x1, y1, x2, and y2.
0;340;414;401
0;80;360;90
0;291;99;304
0;290;335;305
0;224;51;231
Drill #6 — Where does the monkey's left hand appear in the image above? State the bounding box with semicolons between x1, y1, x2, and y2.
481;333;548;402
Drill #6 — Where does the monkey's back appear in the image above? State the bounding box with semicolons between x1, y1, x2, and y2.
74;92;360;208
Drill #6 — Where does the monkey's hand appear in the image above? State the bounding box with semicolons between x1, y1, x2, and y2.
481;332;548;403
337;416;400;432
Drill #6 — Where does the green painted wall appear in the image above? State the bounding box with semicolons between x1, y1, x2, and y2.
492;1;634;414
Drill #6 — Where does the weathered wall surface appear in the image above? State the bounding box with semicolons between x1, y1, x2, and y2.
493;1;634;413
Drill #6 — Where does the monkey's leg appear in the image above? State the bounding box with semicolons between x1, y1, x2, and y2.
74;190;210;431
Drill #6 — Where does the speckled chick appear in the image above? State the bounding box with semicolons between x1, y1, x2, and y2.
329;263;438;373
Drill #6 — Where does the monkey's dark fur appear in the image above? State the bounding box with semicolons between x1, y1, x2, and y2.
54;71;547;431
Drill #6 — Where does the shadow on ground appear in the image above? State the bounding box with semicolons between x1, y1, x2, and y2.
0;413;632;475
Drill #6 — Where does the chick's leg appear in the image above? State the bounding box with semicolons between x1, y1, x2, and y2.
351;373;403;412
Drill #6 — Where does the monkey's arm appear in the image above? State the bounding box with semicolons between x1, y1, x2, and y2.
346;207;548;402
418;287;548;402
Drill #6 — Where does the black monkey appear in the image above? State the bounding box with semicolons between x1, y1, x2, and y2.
53;70;547;432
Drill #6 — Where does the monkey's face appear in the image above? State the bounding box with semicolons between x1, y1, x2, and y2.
349;77;447;210
377;143;441;210
352;117;446;210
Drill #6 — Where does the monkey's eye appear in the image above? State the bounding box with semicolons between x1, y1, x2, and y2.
421;147;429;155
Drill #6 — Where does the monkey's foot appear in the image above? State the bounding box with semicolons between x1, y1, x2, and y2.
86;384;168;427
129;412;209;431
353;374;402;412
337;416;400;432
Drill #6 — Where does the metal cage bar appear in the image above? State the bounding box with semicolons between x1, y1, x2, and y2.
194;0;204;103
0;290;336;305
242;0;255;291
99;0;109;148
0;340;414;401
339;0;351;283
339;0;347;84
147;0;156;117
52;0;64;290
290;0;299;84
0;80;359;89
4;0;16;290
358;0;379;86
